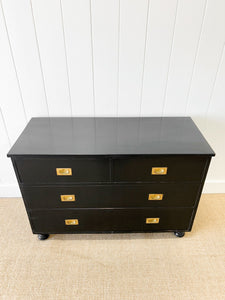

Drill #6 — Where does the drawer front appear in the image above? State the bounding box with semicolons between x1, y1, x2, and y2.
22;183;200;209
30;208;193;233
15;157;109;184
113;156;207;182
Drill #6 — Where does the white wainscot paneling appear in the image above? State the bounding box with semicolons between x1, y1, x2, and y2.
118;0;149;116
0;111;21;197
91;0;119;116
141;0;177;116
31;0;71;116
61;0;94;116
203;46;225;193
1;0;225;195
2;0;48;120
163;0;206;116
187;0;225;120
0;2;27;144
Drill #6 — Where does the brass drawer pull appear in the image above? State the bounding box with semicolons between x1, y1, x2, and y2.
151;167;167;175
65;219;79;225
146;218;160;224
61;195;75;202
56;168;72;176
148;194;163;200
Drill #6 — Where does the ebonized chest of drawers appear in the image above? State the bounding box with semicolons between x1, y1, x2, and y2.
8;117;215;240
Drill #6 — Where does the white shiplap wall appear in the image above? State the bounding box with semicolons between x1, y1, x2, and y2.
0;0;225;196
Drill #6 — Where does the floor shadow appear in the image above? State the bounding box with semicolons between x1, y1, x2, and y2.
49;231;191;241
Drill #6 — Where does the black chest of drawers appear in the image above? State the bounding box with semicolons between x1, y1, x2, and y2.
8;117;215;240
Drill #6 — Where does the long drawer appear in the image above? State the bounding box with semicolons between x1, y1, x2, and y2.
22;182;200;209
29;208;193;234
15;155;208;184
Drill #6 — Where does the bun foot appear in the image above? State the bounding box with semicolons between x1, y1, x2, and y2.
174;231;185;238
38;234;49;240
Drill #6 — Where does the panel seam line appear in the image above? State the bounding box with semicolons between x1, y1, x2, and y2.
0;0;27;122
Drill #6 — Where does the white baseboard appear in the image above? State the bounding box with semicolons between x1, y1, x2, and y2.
0;180;225;197
202;180;225;194
0;184;21;197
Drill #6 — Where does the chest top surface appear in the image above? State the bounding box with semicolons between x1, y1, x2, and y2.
7;117;215;156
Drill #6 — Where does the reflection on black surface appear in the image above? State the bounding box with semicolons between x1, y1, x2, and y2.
8;117;215;156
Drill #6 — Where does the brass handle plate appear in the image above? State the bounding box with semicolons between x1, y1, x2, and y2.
61;195;75;202
148;194;163;201
65;219;79;225
56;168;72;176
146;218;160;224
151;167;167;175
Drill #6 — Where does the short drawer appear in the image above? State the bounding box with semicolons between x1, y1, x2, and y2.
113;156;208;182
22;182;200;209
29;208;193;233
15;157;109;184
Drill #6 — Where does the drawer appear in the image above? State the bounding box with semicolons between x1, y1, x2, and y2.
22;182;200;209
15;157;109;184
113;156;208;182
29;208;193;233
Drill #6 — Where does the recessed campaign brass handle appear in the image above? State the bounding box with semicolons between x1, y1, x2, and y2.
151;167;167;175
56;168;72;176
148;194;163;201
65;219;79;225
61;195;75;202
146;218;160;224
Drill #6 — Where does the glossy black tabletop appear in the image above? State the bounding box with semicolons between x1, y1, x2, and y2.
7;117;215;156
